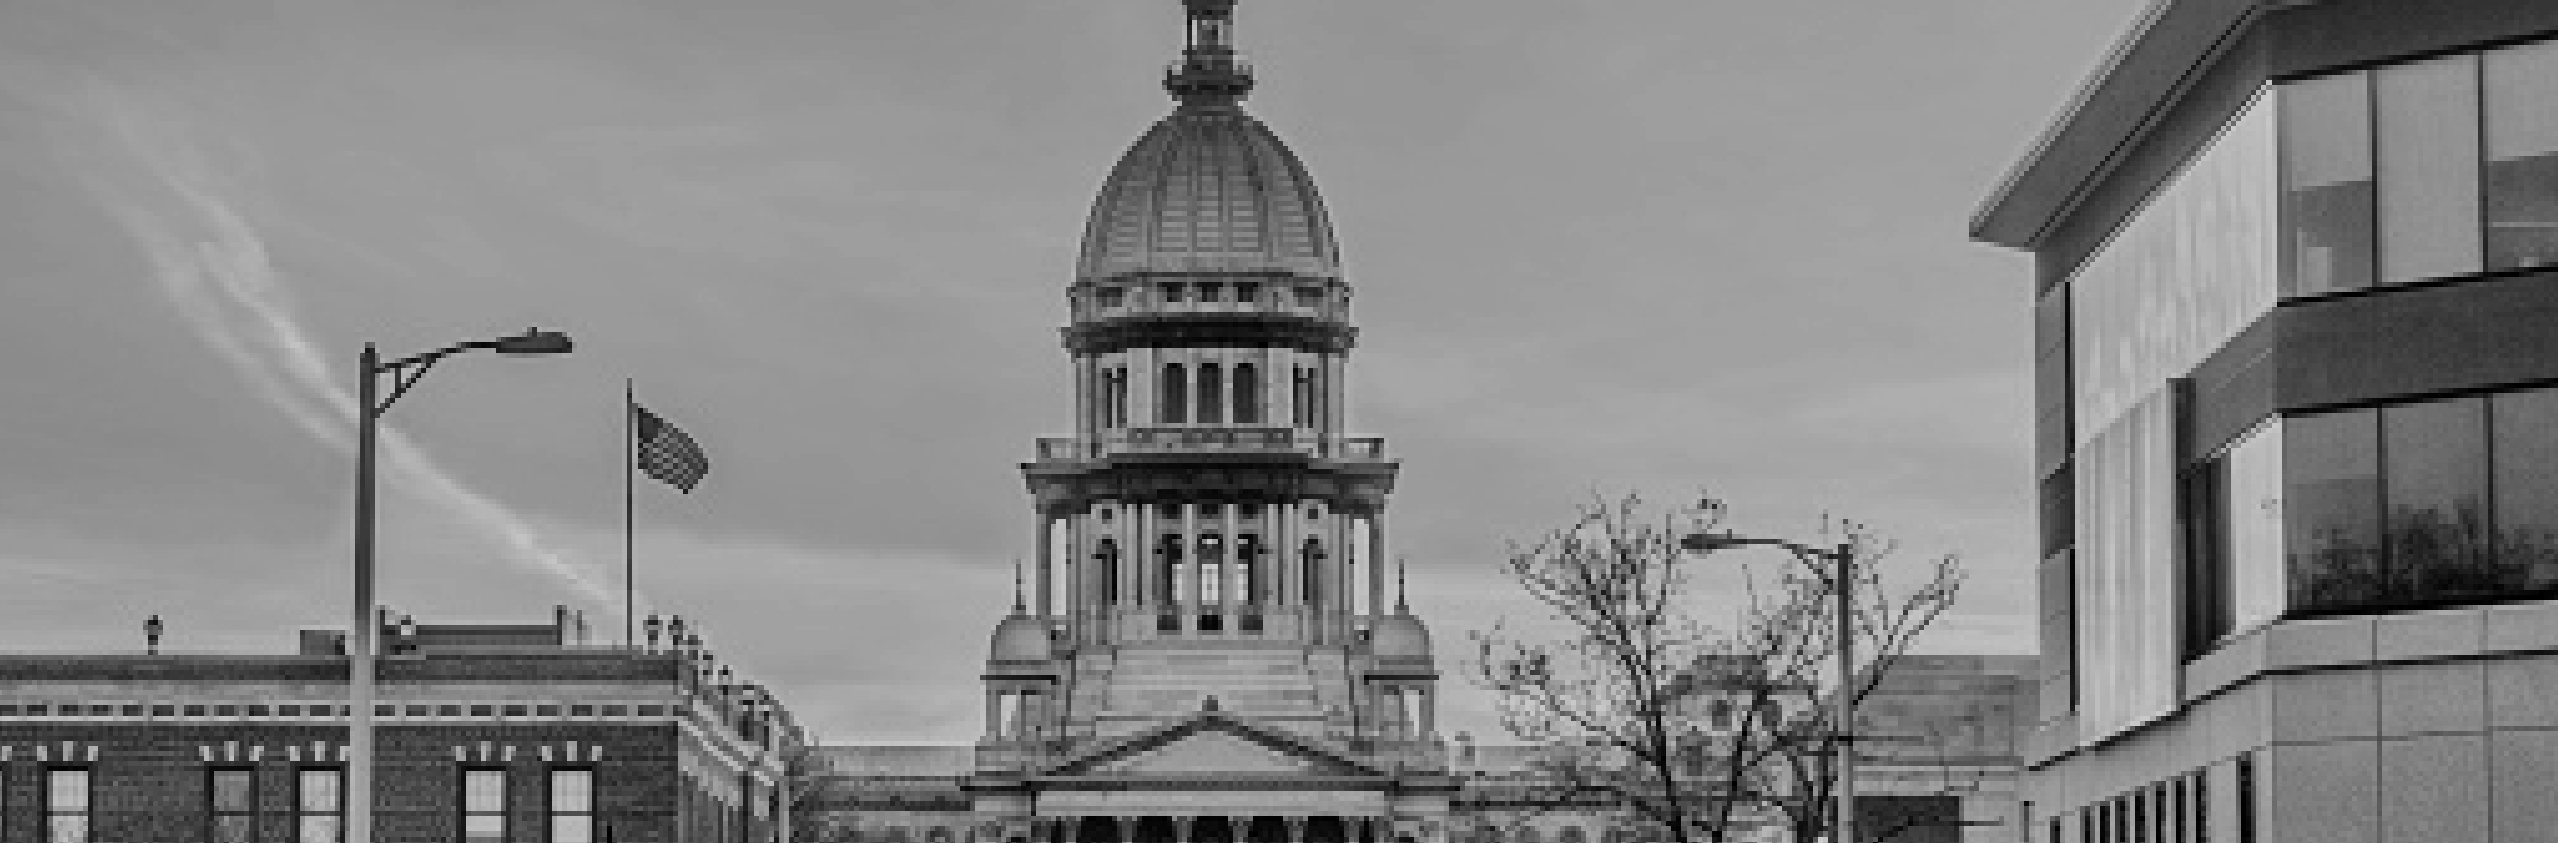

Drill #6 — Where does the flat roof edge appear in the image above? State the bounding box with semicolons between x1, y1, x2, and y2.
1971;0;2280;249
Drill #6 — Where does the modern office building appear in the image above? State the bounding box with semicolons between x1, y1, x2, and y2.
0;612;799;843
1974;2;2558;842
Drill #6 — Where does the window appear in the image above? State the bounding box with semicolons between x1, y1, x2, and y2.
2376;55;2483;285
1235;282;1260;303
2282;71;2375;296
297;768;343;843
1096;287;1125;309
2287;409;2382;610
1160;282;1185;303
1295;285;1323;307
549;769;595;843
2494;388;2558;591
1234;362;1261;424
1197;363;1224;424
211;768;256;843
2195;770;2210;843
2385;396;2491;601
48;768;91;843
2488;41;2558;269
1160;363;1187;423
2236;754;2256;843
1292;369;1312;426
462;768;506;843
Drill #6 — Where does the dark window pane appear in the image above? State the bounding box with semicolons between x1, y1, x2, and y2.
2386;397;2492;601
2487;41;2558;270
2495;388;2558;590
2287;410;2381;609
2283;72;2376;296
1196;363;1223;424
2375;55;2482;284
1160;363;1187;423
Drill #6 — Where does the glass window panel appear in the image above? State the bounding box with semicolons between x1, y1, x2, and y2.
464;815;505;843
2487;41;2558;269
2283;72;2376;295
465;769;506;812
2376;54;2483;284
48;770;87;810
551;769;593;813
553;816;595;843
2226;422;2287;632
299;816;341;843
2074;395;2180;741
49;816;88;843
2385;397;2492;601
298;769;341;812
213;768;254;811
2494;388;2558;590
215;816;255;843
2286;409;2382;610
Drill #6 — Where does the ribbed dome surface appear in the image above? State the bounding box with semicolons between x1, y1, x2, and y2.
1077;105;1339;281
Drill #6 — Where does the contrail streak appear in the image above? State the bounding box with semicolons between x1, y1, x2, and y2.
70;88;639;627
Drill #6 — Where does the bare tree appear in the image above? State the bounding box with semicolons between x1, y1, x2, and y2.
1468;493;1964;843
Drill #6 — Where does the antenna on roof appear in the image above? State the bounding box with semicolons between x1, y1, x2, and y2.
1012;558;1026;613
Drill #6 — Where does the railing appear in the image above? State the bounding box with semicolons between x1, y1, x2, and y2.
1033;432;1390;462
1073;284;1348;322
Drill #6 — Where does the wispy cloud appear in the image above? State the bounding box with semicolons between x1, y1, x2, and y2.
65;86;640;624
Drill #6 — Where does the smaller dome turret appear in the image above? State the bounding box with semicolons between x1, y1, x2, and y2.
1371;613;1431;658
991;614;1051;662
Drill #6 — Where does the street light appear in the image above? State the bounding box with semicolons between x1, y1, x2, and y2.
1679;531;1858;843
350;327;570;843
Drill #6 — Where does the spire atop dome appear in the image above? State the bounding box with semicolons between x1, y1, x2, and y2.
1166;0;1253;107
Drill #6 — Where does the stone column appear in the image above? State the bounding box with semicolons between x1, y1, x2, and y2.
1277;499;1298;610
1220;504;1240;631
1034;512;1054;618
1175;817;1195;843
1285;817;1308;843
1069;507;1089;641
1367;510;1388;624
1333;511;1354;637
1319;353;1342;454
1231;817;1253;843
1181;502;1199;634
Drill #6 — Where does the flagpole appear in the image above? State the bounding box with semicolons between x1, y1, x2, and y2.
625;378;636;648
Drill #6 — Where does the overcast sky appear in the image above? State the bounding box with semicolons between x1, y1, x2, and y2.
0;1;2139;743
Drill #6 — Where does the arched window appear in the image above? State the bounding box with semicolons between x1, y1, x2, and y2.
1197;363;1224;424
1709;698;1733;731
1096;539;1120;604
1301;538;1325;606
1161;363;1187;423
1235;363;1261;423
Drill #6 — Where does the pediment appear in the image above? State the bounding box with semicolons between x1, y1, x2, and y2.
1050;715;1379;778
1097;730;1319;775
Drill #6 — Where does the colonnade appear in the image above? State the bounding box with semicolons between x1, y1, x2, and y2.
1029;501;1394;643
1026;814;1386;843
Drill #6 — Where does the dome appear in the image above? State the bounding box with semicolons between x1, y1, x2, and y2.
990;613;1050;661
1370;613;1432;658
1076;107;1340;282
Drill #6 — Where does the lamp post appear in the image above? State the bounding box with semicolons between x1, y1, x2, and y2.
1679;531;1857;843
351;327;570;843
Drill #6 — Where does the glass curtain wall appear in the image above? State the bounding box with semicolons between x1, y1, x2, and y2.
2488;41;2558;269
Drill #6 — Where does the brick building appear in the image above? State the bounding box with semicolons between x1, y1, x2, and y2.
0;612;800;842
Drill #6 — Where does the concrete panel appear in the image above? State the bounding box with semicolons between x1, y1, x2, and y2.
2266;618;2375;669
2269;740;2379;843
2202;680;2273;754
2185;626;2268;704
2486;654;2558;730
2271;670;2378;743
2485;600;2558;652
2378;660;2487;736
2375;608;2486;661
2380;733;2488;843
2490;729;2558;843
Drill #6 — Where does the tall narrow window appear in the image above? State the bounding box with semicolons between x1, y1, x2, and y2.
462;768;507;843
2383;397;2489;602
2195;769;2210;843
49;768;92;843
2236;754;2256;843
211;768;256;843
1111;369;1128;427
296;768;343;843
1161;364;1188;423
1235;363;1261;424
550;769;595;843
1198;363;1224;424
1293;369;1312;426
2494;388;2558;591
1301;538;1324;606
2282;72;2375;296
2487;41;2558;269
2286;409;2381;611
1098;539;1121;604
2375;54;2482;285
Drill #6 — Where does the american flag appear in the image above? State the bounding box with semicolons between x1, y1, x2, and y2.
631;401;709;493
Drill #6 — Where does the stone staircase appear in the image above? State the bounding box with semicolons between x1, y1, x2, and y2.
1068;643;1359;740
